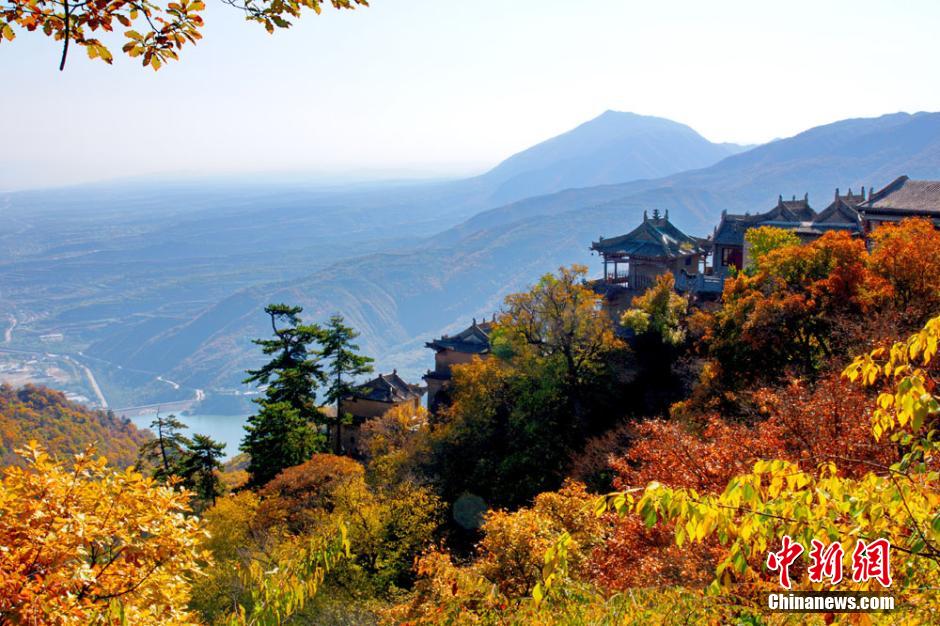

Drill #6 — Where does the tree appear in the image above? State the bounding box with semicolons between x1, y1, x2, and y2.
0;442;206;624
620;272;688;346
578;316;940;621
868;217;940;323
319;314;374;455
743;224;800;274
242;303;327;486
497;264;622;392
0;0;369;71
177;433;226;507
428;267;627;508
136;412;191;480
708;230;887;387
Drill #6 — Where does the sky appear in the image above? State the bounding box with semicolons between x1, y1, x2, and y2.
4;0;940;190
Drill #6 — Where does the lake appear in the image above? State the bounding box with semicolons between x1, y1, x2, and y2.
130;413;250;460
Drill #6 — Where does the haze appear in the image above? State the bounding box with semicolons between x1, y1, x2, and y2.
3;0;940;190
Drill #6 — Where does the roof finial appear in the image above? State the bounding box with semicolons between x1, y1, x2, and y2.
472;317;476;325
665;209;669;219
643;209;648;221
778;194;783;205
652;208;660;220
393;368;397;375
804;192;808;202
792;195;796;201
835;188;840;201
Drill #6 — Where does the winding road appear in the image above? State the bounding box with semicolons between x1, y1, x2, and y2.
3;316;14;344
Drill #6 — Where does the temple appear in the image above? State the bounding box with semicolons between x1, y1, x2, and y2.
858;176;940;230
423;317;494;413
337;371;425;454
711;190;866;277
590;209;708;292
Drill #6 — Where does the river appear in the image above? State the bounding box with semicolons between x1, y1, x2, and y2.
129;413;251;460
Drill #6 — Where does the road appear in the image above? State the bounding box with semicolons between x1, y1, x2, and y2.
62;355;109;409
3;316;14;344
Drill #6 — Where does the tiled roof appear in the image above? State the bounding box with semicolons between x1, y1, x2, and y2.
426;319;494;354
351;371;425;403
860;176;940;215
591;212;707;259
713;194;821;246
815;189;864;228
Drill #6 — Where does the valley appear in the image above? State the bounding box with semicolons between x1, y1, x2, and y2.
4;111;940;416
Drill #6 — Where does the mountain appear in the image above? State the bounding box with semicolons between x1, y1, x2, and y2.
475;111;745;205
144;112;940;393
450;112;940;238
6;111;940;409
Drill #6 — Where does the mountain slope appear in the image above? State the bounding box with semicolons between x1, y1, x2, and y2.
449;112;940;238
0;384;149;467
11;112;940;408
476;110;744;205
150;112;940;391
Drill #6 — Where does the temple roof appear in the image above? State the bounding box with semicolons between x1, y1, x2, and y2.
350;371;425;403
859;175;940;215
591;211;707;258
426;318;494;354
713;193;824;246
815;188;864;227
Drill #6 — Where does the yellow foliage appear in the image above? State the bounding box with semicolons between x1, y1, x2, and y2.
0;442;207;625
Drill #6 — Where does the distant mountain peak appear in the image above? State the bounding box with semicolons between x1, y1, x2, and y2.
478;111;746;204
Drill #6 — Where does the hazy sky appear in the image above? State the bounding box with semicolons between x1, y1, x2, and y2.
4;0;940;190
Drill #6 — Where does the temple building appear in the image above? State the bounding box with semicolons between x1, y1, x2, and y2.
858;176;940;230
711;194;816;277
590;209;708;292
337;371;425;454
423;317;494;413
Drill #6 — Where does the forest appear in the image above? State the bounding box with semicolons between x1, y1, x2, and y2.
1;218;939;625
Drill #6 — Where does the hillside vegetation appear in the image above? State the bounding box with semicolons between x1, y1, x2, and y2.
3;219;939;624
0;383;149;466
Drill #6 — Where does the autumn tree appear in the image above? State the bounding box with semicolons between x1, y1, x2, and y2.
137;412;191;480
0;0;369;71
428;266;627;508
868;217;940;323
743;224;800;274
620;272;689;347
359;401;430;488
496;264;622;398
578;316;940;621
242;303;326;486
708;230;886;388
0;443;206;624
319;314;374;455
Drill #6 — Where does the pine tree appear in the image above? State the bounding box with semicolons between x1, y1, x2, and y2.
320;314;374;454
242;304;327;486
177;434;226;508
137;413;191;481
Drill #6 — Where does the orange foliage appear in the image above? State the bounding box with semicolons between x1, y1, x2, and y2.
257;453;367;535
0;384;149;468
868;217;940;322
0;442;206;625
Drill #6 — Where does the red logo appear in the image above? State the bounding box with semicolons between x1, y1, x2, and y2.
766;535;804;589
766;537;892;588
